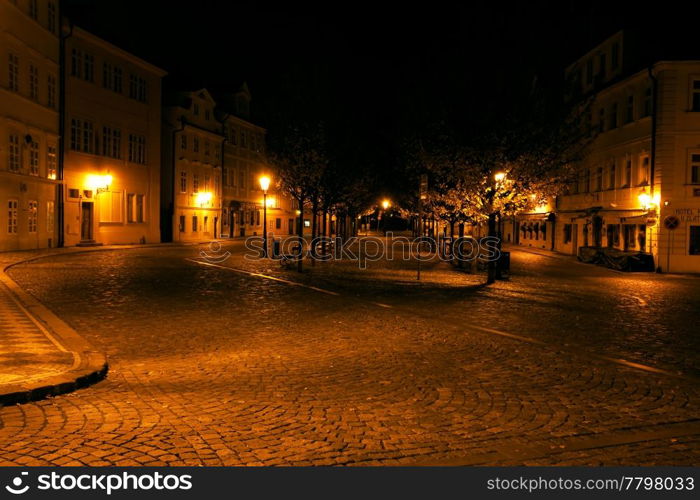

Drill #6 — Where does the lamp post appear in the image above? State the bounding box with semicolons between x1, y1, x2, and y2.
381;199;390;235
259;175;271;257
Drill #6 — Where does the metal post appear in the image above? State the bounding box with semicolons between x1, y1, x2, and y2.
262;191;268;258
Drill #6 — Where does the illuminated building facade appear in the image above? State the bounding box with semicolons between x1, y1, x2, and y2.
62;26;165;246
510;31;700;273
0;0;60;251
161;89;224;243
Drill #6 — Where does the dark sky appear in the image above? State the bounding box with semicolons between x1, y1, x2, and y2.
63;1;700;195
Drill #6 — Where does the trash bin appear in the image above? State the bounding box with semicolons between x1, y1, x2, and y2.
498;251;510;272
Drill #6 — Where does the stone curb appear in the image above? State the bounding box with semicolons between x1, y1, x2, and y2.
0;243;190;406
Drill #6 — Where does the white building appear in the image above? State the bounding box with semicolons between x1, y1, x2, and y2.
0;0;60;251
511;31;700;273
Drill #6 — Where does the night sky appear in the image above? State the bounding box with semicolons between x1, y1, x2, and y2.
63;0;700;197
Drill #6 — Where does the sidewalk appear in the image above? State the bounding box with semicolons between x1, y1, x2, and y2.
0;244;177;405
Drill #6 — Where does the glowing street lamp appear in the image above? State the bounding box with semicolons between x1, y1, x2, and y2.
494;171;506;182
195;191;213;206
259;175;271;257
86;174;113;194
380;199;391;234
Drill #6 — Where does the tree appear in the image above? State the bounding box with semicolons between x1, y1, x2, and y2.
268;122;328;272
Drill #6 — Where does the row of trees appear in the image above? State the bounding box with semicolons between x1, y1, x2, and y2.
269;122;377;271
269;94;591;279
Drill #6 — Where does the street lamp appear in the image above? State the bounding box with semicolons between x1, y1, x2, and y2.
259;175;271;257
380;199;391;234
494;171;506;182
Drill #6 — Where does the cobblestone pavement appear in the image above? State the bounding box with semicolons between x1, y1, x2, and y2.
1;244;699;466
0;281;73;386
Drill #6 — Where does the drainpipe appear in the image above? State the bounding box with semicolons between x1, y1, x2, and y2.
647;65;660;271
57;16;73;247
167;117;186;242
218;113;229;237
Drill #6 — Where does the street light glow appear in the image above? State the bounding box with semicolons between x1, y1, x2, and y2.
196;191;213;205
494;172;506;182
259;175;271;193
382;199;390;210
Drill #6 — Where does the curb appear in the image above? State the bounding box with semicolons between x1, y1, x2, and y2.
0;256;110;407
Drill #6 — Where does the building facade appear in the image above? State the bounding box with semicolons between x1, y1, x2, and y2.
62;27;165;246
161;89;224;243
217;85;293;240
1;0;60;251
510;32;700;273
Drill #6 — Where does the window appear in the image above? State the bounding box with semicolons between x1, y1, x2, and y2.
180;134;187;150
70;118;94;153
7;200;18;234
255;210;260;226
27;201;38;233
609;161;616;189
690;226;700;255
204;175;210;192
193;174;199;193
624;158;632;187
102;127;122;159
584;169;591;193
276;218;281;230
239;170;245;189
204;216;209;233
625;95;634;123
692;80;700;112
214;174;219;196
99;191;123;223
128;134;146;164
47;2;57;33
598;108;605;133
70;49;83;78
192;215;198;232
103;63;123;93
83;52;94;82
179;215;185;232
180;171;187;193
29;141;39;175
205;109;210;120
639;155;650;185
47;74;56;108
193;103;199;116
598;53;606;79
691;154;700;184
29;0;37;19
241;130;247;148
222;167;228;187
29;64;39;100
135;194;144;223
128;74;147;102
609;103;618;129
8;53;19;92
47;145;57;179
193;137;199;153
595;167;603;191
642;87;652;117
204;141;210;156
611;42;619;70
127;194;135;222
46;201;54;233
8;134;20;172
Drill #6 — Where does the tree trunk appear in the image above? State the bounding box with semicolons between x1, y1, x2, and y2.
487;212;497;284
296;196;304;272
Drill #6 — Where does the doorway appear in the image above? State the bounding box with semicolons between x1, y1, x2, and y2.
571;223;578;256
81;202;93;241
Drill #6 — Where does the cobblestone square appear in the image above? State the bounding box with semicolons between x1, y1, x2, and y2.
1;243;699;466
